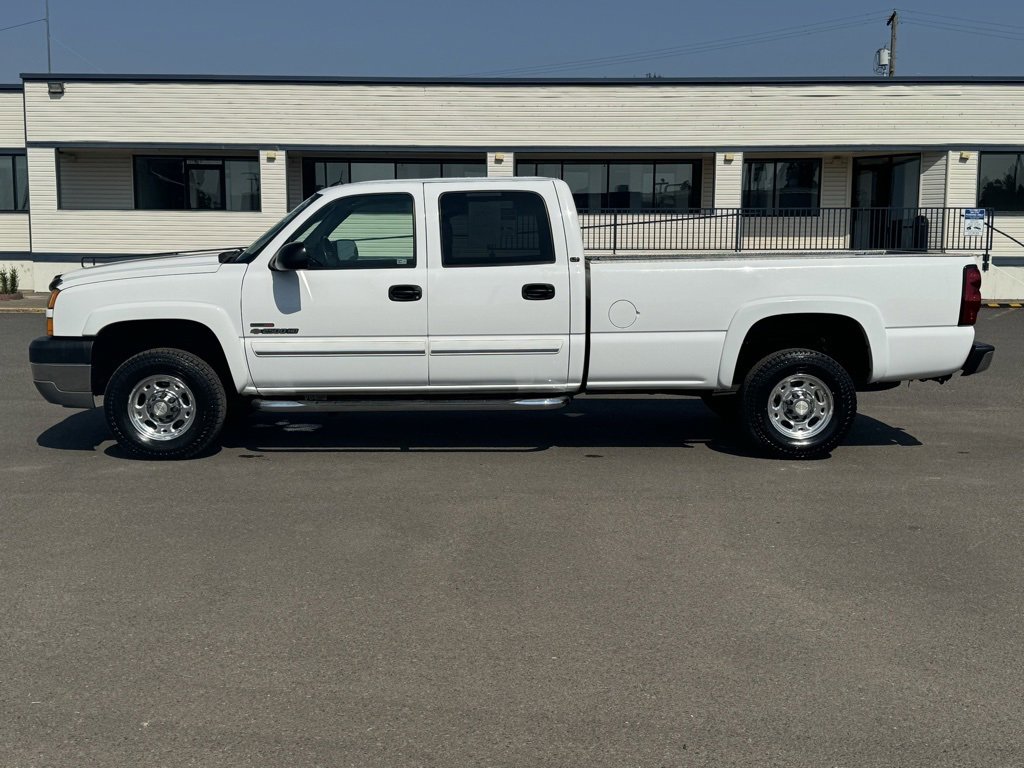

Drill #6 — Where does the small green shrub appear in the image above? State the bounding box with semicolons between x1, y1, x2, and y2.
0;268;9;295
8;266;18;294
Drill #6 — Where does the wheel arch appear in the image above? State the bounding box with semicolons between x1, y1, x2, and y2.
718;299;887;389
89;317;243;397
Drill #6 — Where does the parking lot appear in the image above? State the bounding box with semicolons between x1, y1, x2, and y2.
2;309;1023;767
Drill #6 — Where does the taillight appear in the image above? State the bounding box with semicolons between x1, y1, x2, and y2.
958;265;982;326
46;289;60;336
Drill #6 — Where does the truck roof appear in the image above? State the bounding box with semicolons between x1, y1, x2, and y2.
314;176;551;199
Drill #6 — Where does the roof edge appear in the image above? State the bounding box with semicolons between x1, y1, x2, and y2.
0;84;24;92
18;73;1024;87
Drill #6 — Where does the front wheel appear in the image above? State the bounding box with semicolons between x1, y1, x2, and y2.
104;348;227;460
739;348;856;459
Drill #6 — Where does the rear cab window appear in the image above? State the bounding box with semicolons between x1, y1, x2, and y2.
439;190;555;267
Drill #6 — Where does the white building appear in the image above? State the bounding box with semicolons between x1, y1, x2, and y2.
2;73;1023;298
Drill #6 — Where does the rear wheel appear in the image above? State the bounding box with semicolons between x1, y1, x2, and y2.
739;348;856;459
104;348;227;460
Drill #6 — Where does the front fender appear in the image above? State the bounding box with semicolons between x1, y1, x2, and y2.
81;301;249;392
717;297;889;388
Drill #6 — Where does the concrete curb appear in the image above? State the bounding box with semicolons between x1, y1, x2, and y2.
985;303;1023;309
0;292;48;314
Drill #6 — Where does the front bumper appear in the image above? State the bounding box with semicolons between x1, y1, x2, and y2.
29;336;95;408
961;342;995;376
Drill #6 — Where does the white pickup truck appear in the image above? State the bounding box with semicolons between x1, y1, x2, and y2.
30;177;993;459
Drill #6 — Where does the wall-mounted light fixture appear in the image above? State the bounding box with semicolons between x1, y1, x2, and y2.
494;152;505;163
47;82;65;96
266;150;277;162
723;152;735;163
959;151;972;162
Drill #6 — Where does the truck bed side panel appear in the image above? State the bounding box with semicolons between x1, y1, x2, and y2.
586;254;976;389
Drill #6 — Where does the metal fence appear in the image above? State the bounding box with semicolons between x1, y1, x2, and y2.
579;207;995;254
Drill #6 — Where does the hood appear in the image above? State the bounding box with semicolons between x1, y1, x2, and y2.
53;250;230;290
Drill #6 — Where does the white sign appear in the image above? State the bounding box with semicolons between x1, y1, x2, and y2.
964;208;986;237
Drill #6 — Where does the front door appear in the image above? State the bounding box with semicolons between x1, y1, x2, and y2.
423;182;571;391
851;154;921;249
241;190;429;393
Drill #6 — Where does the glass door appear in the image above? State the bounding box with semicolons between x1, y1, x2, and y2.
851;154;921;250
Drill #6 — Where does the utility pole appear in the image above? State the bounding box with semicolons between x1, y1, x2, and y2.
886;10;898;78
44;0;52;72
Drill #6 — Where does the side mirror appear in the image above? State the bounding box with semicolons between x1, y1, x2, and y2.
269;241;309;271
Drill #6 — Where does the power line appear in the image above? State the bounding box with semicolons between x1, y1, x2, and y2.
898;8;1024;31
901;16;1024;43
53;36;103;73
472;11;888;76
475;16;881;76
0;17;46;35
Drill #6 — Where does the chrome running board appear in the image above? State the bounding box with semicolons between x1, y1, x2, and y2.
252;397;571;413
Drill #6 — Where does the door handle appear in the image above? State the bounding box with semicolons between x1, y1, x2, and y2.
389;284;422;302
522;283;556;301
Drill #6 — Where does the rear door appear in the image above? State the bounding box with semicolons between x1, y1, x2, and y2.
423;181;571;391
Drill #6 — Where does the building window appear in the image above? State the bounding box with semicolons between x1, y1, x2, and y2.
978;152;1024;212
742;158;821;213
301;158;486;198
515;160;702;213
0;154;28;212
439;190;555;267
133;156;260;211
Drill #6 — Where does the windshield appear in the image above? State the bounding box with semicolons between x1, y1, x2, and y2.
238;194;321;262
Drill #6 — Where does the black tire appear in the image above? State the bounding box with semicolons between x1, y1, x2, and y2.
104;348;227;460
739;348;856;459
700;392;740;421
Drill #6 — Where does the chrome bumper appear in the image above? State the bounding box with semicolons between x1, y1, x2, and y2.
29;337;95;408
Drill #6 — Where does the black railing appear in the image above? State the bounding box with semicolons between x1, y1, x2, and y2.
579;207;995;254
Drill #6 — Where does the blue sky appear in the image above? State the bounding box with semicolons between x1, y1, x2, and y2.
1;0;1023;82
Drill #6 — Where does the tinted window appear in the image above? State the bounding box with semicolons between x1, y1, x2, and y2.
515;160;702;211
653;162;698;210
742;158;821;212
289;193;415;270
225;159;260;211
0;155;15;210
609;163;654;209
350;163;396;183
442;162;487;178
440;190;555;267
135;157;185;210
302;158;487;197
134;156;260;211
979;152;1024;212
563;163;607;213
187;160;223;210
397;162;441;179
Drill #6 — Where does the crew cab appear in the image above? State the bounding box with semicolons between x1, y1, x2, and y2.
29;177;994;459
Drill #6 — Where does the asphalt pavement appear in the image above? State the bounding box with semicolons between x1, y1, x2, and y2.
2;311;1023;767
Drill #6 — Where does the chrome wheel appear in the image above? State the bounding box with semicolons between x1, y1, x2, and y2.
127;374;196;441
766;373;833;440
